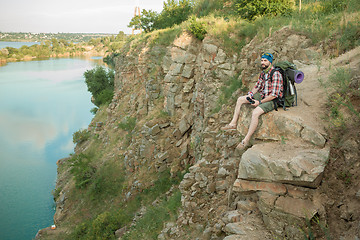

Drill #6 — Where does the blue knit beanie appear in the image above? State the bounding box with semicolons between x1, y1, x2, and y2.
261;53;273;63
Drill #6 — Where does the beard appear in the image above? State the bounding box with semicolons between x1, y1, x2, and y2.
261;63;269;70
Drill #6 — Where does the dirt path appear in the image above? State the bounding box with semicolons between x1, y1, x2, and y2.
288;47;360;138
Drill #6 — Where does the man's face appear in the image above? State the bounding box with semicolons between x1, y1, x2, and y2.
261;58;271;70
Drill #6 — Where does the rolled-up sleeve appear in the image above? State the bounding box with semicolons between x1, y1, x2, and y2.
271;71;283;98
254;74;264;92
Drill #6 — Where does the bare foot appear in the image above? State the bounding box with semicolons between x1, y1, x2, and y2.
236;140;250;150
221;124;236;131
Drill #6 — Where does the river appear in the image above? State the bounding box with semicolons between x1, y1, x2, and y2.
0;41;41;49
0;56;102;240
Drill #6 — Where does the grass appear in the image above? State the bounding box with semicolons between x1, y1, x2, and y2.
328;68;360;123
301;214;331;240
118;116;137;149
87;159;126;200
147;25;183;48
122;190;182;240
118;116;136;132
198;0;360;56
122;25;182;59
318;66;359;135
337;170;353;185
65;169;184;240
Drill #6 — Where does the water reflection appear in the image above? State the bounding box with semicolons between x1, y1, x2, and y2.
0;58;98;240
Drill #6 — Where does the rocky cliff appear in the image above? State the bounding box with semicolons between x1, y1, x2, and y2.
48;26;360;240
113;26;327;239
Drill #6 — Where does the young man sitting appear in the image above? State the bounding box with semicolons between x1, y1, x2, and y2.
221;53;283;149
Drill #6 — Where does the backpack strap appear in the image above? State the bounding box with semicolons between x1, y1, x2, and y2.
269;67;287;111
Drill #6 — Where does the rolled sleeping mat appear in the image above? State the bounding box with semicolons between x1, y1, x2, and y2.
286;69;304;84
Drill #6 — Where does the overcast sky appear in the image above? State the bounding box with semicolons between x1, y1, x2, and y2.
0;0;165;34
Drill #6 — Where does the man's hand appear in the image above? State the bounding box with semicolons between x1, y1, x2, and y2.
252;100;261;107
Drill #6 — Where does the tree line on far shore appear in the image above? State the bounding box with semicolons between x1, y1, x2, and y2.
0;32;127;61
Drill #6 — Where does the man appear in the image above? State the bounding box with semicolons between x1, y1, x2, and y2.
221;53;283;149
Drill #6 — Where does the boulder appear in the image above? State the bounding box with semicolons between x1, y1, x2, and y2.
257;191;319;239
224;223;245;235
275;196;318;219
182;65;194;78
237;107;326;147
179;117;191;135
237;142;330;188
170;47;187;63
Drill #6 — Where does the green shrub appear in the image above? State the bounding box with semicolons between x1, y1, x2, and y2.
234;0;294;21
69;154;96;189
73;129;91;144
94;88;114;107
188;16;208;40
88;161;126;199
90;107;98;115
321;0;347;14
90;211;120;240
72;210;132;240
72;222;90;239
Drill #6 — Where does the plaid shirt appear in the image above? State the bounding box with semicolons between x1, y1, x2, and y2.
255;66;283;99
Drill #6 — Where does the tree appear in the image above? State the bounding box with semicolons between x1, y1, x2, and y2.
128;9;159;33
155;0;193;29
128;0;193;33
116;31;126;41
84;66;115;107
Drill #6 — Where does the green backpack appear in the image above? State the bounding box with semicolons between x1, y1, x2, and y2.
269;61;304;110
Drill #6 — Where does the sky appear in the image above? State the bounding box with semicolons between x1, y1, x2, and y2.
0;0;165;34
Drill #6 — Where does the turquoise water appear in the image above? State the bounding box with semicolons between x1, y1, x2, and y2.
0;58;99;240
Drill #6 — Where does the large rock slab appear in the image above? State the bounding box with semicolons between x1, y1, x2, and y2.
233;179;287;195
237;142;330;188
237;107;326;147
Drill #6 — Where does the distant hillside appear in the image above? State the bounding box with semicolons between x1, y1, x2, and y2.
0;32;117;43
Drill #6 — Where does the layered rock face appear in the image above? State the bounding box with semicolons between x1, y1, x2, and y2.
108;27;329;239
